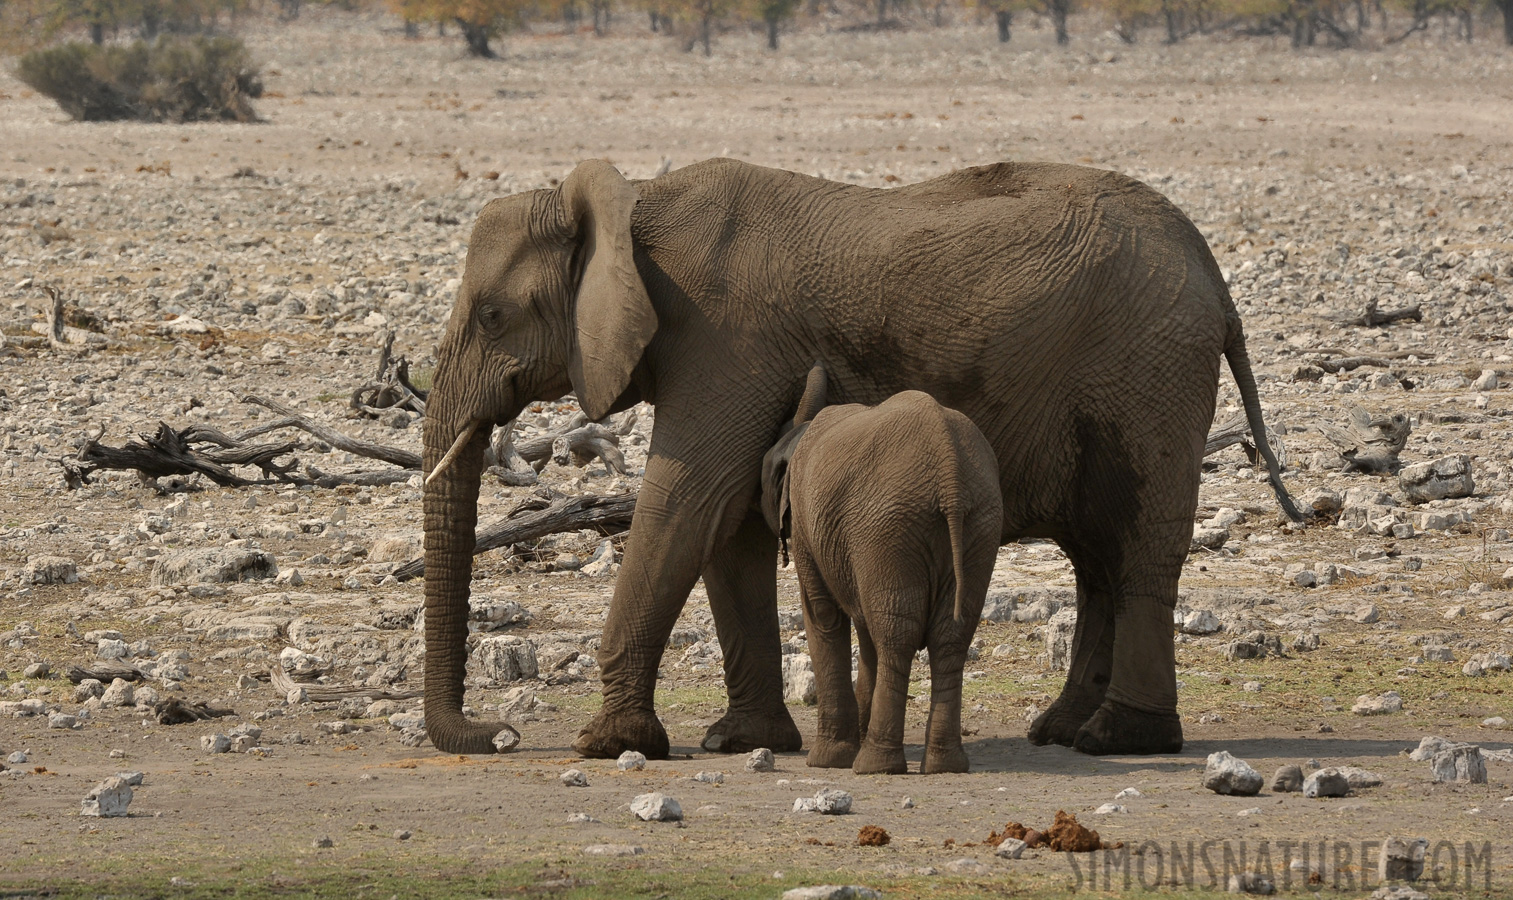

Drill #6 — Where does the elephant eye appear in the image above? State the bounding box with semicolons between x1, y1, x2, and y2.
476;301;512;336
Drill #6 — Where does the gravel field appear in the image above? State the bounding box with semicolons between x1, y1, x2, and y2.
2;11;1513;897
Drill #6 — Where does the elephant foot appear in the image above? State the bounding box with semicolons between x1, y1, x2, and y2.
852;742;907;775
701;707;802;754
573;707;670;760
806;737;859;769
921;745;969;775
1026;685;1104;747
1071;700;1183;756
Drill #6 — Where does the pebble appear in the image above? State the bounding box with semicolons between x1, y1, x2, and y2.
1270;765;1303;793
560;768;589;787
995;837;1027;859
1203;751;1263;796
616;750;647;771
745;748;776;772
631;792;683;822
48;713;80;730
1093;803;1126;814
1114;787;1142;799
80;775;133;817
692;771;724;784
793;788;852;815
1303;768;1351;798
200;733;230;754
1352;691;1403;715
583;844;644;857
782;888;881;900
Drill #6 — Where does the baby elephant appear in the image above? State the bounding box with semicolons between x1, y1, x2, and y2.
761;364;1002;775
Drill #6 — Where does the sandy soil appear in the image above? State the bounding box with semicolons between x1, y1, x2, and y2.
2;10;1513;897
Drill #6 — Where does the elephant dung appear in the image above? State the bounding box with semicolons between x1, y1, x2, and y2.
1302;768;1350;798
471;635;538;685
80;775;133;817
1203;751;1263;796
149;548;278;585
1378;837;1427;882
631;792;683;822
1430;744;1487;783
1399;455;1474;503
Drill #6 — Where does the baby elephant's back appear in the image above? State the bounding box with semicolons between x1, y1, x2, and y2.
797;391;1003;549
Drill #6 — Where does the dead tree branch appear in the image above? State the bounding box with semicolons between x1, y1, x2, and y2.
1317;405;1411;473
236;393;422;469
60;422;301;490
1335;298;1422;327
1308;355;1397;374
394;491;638;581
1204;413;1287;467
268;664;422;701
350;330;428;418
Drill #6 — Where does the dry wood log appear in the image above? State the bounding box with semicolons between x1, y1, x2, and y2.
267;664;423;701
154;698;236;724
1337;298;1422;328
485;420;539;486
1316;405;1411;473
35;285;105;348
305;466;416;488
394;491;638;581
1308;356;1397;374
517;422;627;474
350;331;428;417
67;661;142;683
237;393;421;469
1204;413;1287;467
60;422;300;489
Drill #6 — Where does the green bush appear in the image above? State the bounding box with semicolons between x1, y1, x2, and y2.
16;36;262;123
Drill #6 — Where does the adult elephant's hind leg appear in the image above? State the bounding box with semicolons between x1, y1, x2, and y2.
701;511;803;754
1073;563;1184;756
1027;566;1113;747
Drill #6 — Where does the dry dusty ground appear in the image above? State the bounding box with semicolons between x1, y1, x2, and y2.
3;11;1513;899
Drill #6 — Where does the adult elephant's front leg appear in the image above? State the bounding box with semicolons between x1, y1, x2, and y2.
701;511;802;754
573;454;740;760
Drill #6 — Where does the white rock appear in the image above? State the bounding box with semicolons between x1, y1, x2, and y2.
150;548;277;585
1430;744;1487;783
995;838;1027;859
471;635;538;684
23;556;77;585
1203;751;1263;796
49;713;79;729
99;678;134;708
200;733;231;754
388;711;424;730
631;792;683;821
96;639;128;660
782;888;881;900
1399;455;1475;503
80;775;133;817
583;844;644;857
1352;691;1403;715
616;750;647;771
1093;803;1127;814
1462;652;1512;677
693;771;724;784
783;653;818;706
492;728;519;752
1378;837;1427;882
560;768;589;787
368;534;417;563
1409;736;1454;761
1303;768;1350;798
1114;787;1142;799
1181;609;1222;635
745;748;775;772
793;788;852;814
1042;607;1077;671
579;540;617;577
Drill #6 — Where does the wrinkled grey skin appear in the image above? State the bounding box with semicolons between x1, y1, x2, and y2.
421;157;1301;759
761;365;1002;775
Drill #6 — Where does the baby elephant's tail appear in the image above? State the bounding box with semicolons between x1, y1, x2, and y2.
945;498;970;624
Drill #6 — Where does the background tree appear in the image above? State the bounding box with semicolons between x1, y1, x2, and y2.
751;0;797;47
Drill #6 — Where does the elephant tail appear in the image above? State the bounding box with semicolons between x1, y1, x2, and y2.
944;494;970;624
1224;331;1306;523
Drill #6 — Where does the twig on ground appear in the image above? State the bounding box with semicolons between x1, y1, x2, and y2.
236;392;422;469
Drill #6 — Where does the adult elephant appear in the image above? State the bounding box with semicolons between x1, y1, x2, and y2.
421;157;1301;759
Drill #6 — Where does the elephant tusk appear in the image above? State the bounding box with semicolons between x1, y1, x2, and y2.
425;418;480;486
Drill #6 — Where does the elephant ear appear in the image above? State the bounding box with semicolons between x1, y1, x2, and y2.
561;160;657;421
760;423;808;567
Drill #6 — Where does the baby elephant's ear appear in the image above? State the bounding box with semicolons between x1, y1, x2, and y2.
760;424;806;546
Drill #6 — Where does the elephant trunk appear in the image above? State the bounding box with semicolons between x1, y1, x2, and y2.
422;411;512;754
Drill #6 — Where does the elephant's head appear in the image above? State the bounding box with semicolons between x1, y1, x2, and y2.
422;160;657;754
759;362;828;564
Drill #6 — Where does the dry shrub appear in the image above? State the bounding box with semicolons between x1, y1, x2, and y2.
16;36;262;123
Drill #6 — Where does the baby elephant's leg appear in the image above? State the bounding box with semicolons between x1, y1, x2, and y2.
799;563;860;769
921;619;972;774
853;598;926;775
